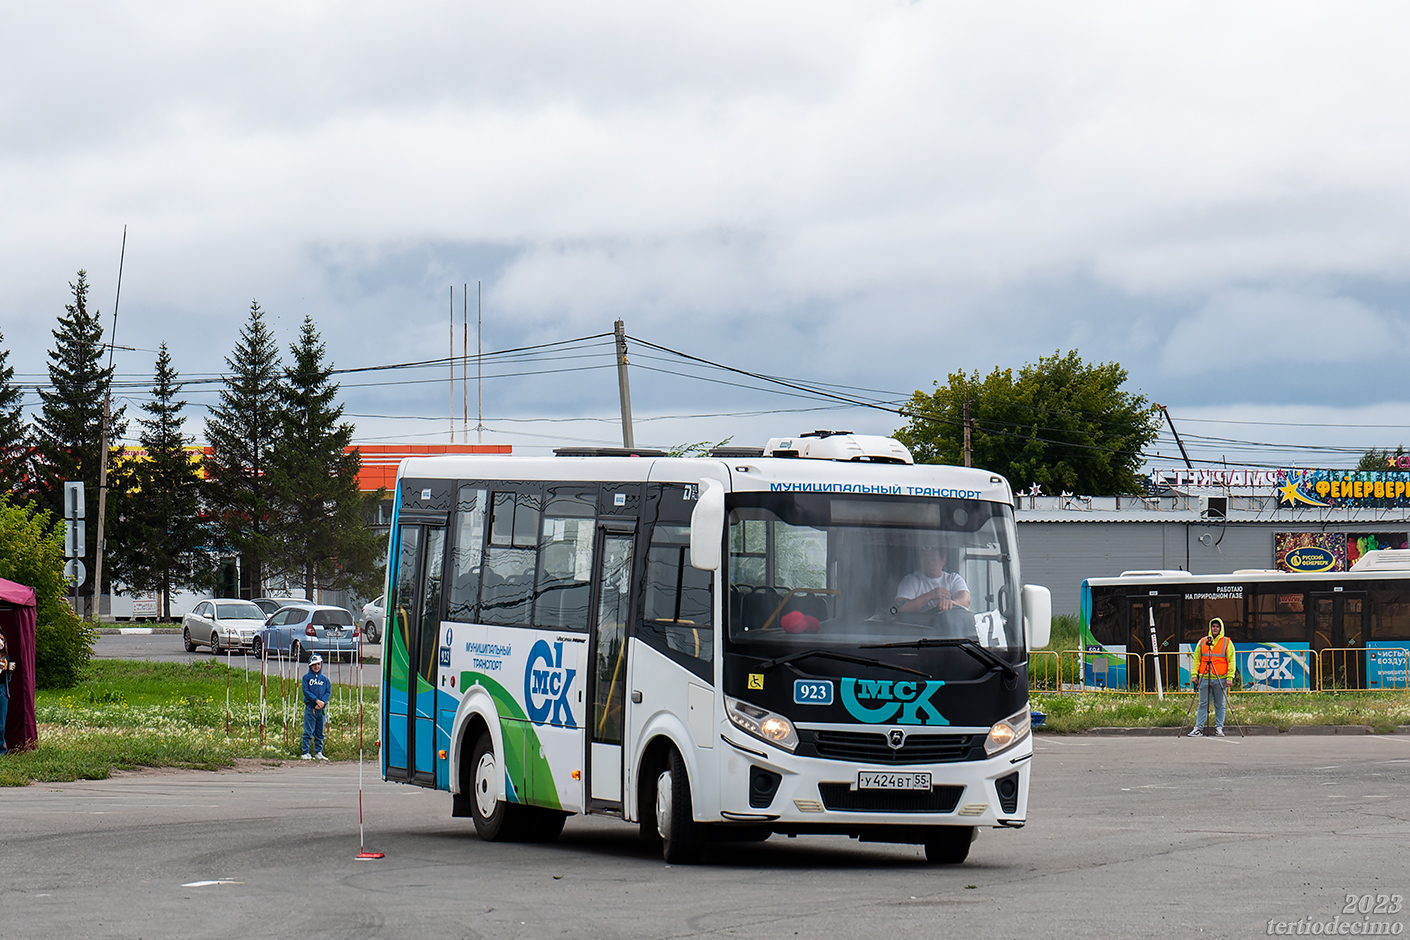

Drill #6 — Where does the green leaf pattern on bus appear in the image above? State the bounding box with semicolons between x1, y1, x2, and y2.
464;670;564;811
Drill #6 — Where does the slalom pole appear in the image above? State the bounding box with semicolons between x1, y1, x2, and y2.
224;642;232;738
1149;606;1164;701
355;617;383;859
259;639;268;745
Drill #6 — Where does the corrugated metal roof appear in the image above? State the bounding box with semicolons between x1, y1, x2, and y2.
1016;509;1410;524
1016;511;1196;523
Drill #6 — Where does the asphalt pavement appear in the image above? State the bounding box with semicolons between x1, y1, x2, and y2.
2;734;1407;939
94;632;382;686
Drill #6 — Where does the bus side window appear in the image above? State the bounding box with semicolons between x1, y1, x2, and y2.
640;524;713;682
1249;590;1305;643
1090;594;1120;645
534;486;597;631
446;486;486;623
482;491;539;626
1370;589;1410;640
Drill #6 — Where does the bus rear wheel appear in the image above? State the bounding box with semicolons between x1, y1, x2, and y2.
469;732;526;841
656;749;706;864
923;826;975;864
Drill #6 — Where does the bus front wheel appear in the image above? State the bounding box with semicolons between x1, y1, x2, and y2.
924;826;975;864
470;732;523;841
656;749;706;864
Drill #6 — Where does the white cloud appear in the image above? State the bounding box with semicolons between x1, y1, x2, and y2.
6;2;1410;451
1160;289;1408;375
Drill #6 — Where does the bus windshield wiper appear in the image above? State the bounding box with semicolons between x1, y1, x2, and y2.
757;649;930;678
860;637;1017;679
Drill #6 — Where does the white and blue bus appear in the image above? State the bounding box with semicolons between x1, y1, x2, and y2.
1080;563;1410;693
381;431;1052;864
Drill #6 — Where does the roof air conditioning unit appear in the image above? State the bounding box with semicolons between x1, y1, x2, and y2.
1199;496;1227;520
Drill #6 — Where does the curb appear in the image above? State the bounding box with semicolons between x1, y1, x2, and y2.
98;627;184;635
1283;725;1374;735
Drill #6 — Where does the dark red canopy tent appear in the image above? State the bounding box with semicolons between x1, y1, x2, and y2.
0;578;37;751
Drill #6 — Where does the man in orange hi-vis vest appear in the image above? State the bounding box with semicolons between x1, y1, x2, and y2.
1188;618;1239;737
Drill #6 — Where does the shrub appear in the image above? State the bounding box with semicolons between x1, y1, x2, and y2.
0;495;96;688
35;610;97;688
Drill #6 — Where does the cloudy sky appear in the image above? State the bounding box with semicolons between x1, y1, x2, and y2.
4;1;1409;468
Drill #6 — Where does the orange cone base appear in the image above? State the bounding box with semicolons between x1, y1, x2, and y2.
356;851;385;860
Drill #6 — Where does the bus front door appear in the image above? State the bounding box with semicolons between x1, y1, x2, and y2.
1312;591;1366;689
586;522;635;811
1127;595;1179;693
385;520;446;785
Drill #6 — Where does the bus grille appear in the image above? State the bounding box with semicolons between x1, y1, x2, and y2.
817;784;964;813
806;730;980;764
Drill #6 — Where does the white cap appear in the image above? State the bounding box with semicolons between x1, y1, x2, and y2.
309;654;323;665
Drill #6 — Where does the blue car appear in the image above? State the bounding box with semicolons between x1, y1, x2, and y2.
252;604;360;662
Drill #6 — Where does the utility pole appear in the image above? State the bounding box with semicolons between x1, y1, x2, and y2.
1156;404;1193;469
93;225;126;622
962;379;972;468
614;320;635;449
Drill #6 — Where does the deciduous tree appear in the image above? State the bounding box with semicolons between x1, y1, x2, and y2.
0;494;94;688
896;350;1158;496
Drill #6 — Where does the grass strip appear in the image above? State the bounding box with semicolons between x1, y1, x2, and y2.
1033;690;1410;734
2;659;380;787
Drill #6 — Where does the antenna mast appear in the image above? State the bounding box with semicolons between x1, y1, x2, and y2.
92;225;126;621
476;281;484;444
463;284;469;440
449;286;455;443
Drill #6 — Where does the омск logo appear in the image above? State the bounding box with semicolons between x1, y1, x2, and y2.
525;639;577;727
840;678;949;725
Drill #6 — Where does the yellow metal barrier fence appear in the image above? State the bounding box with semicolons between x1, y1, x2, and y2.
1028;650;1062;692
1318;647;1409;691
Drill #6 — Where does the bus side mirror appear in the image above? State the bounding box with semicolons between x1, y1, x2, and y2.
1022;584;1051;649
690;478;724;571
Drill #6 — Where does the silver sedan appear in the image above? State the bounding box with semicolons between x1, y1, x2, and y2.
181;599;268;655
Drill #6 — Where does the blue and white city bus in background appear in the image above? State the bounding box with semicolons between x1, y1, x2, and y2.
381;431;1052;864
1080;557;1410;692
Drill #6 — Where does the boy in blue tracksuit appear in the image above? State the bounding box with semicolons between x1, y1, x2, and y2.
301;654;332;760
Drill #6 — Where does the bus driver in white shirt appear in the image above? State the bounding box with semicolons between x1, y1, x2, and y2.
894;546;971;615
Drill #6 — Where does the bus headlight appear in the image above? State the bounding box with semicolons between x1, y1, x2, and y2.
984;706;1031;756
725;696;798;752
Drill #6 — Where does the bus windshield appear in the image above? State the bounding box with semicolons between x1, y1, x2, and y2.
725;492;1022;653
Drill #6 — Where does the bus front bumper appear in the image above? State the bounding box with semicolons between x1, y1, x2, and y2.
716;733;1032;833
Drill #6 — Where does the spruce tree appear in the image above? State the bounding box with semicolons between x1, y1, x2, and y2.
109;344;208;618
34;271;126;614
204;301;282;598
0;331;30;496
268;316;380;598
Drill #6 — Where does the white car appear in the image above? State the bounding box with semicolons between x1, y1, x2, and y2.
181;599;269;655
360;595;385;643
